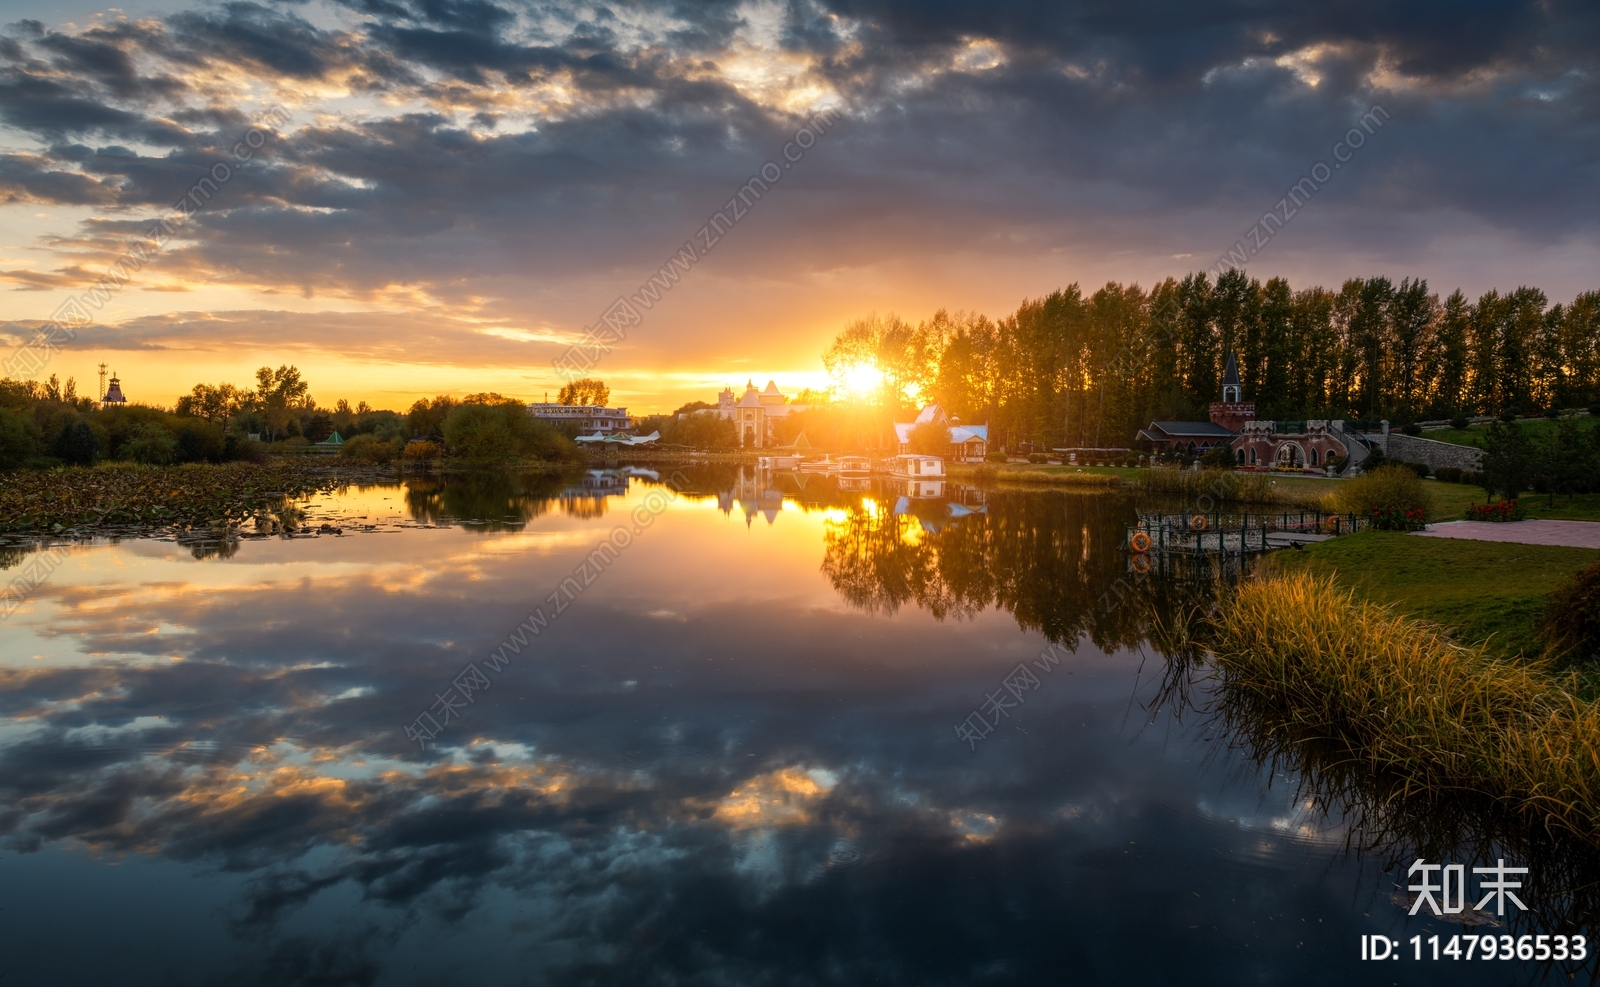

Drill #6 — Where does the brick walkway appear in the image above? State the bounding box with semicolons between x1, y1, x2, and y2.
1413;519;1600;549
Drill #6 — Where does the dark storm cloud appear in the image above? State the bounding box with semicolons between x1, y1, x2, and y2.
0;0;1596;330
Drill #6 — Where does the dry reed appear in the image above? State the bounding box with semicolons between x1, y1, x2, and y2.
1211;572;1600;841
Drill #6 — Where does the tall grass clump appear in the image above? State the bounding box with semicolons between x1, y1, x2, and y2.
1211;572;1600;840
1323;463;1434;519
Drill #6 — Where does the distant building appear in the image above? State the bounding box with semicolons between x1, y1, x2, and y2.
893;404;988;462
308;431;345;455
102;373;127;405
715;380;810;449
528;402;631;432
1137;352;1363;471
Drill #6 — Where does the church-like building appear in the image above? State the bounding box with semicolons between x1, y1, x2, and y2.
1137;354;1359;470
716;380;811;448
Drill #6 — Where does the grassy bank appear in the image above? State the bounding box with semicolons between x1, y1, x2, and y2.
946;463;1129;487
1211;571;1600;841
1424;414;1598;450
1270;531;1600;658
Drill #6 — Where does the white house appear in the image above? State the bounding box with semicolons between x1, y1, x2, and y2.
893;404;988;461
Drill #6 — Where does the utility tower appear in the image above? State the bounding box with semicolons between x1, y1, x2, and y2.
98;363;108;402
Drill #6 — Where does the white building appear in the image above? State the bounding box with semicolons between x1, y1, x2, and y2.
893;404;988;461
527;403;631;432
715;380;810;449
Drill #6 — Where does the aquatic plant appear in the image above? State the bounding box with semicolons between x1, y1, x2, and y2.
0;461;384;534
1211;572;1600;842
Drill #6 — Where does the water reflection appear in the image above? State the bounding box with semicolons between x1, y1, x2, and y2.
0;468;1591;985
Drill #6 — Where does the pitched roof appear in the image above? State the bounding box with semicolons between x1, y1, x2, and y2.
1222;352;1241;390
1146;420;1236;438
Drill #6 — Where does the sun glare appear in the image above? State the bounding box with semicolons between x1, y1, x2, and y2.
840;361;884;400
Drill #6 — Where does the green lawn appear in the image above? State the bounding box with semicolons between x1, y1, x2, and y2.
1423;414;1597;450
1272;530;1600;658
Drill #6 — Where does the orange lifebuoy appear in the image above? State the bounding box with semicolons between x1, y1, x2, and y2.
1129;531;1152;553
1190;514;1208;531
1130;554;1151;574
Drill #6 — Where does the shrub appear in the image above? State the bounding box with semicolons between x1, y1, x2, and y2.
403;439;442;464
1540;563;1600;661
1394;460;1430;479
121;422;178;465
1371;506;1427;531
1449;416;1470;430
985;450;1007;463
1400;422;1422;436
342;433;401;464
1325;464;1434;520
1460;470;1484;487
1589;402;1600;417
1499;408;1520;422
1545;406;1562;419
1199;444;1236;469
1027;453;1047;464
1434;466;1463;484
1466;500;1524;522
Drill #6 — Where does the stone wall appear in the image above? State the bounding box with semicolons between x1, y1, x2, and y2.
1383;432;1485;472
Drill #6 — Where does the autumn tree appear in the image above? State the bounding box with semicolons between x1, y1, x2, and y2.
558;378;610;406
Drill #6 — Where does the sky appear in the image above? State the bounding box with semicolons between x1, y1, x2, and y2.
0;0;1597;413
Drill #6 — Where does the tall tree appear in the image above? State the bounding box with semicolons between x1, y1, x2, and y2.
557;378;610;406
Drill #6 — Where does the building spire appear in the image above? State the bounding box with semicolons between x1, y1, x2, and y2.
1221;352;1241;402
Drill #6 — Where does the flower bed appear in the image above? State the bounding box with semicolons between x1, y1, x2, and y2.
1465;500;1525;522
1371;506;1426;531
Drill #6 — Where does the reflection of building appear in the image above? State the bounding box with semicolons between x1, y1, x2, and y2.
528;403;631;432
715;380;810;449
103;372;127;405
716;467;784;527
893;404;988;461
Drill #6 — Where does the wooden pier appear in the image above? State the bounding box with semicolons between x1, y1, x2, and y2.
1124;509;1368;559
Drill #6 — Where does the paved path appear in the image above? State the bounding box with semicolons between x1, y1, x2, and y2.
1413;519;1600;549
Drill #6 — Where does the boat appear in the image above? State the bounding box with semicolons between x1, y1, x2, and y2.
886;454;944;479
798;456;840;474
757;454;802;470
837;455;872;478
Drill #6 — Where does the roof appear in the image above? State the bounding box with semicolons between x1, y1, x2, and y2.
1146;420;1236;438
762;380;781;396
894;420;989;444
913;404;946;425
1222;352;1241;390
316;431;344;446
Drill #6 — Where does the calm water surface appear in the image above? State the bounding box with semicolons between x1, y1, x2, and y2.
0;466;1587;985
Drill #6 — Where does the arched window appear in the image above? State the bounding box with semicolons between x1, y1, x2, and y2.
1248;448;1257;465
1309;448;1319;466
1236;448;1245;464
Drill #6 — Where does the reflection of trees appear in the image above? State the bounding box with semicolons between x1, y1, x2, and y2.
405;471;577;531
821;491;1172;651
0;543;27;570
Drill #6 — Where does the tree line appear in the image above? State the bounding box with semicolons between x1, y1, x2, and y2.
0;367;585;470
824;270;1600;450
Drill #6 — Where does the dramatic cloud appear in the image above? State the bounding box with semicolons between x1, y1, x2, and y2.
1;0;1596;407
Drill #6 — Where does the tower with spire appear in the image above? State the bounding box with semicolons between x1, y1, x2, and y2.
1207;353;1255;431
103;371;127;405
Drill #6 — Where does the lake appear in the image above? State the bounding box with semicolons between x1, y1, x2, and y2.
0;464;1588;985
